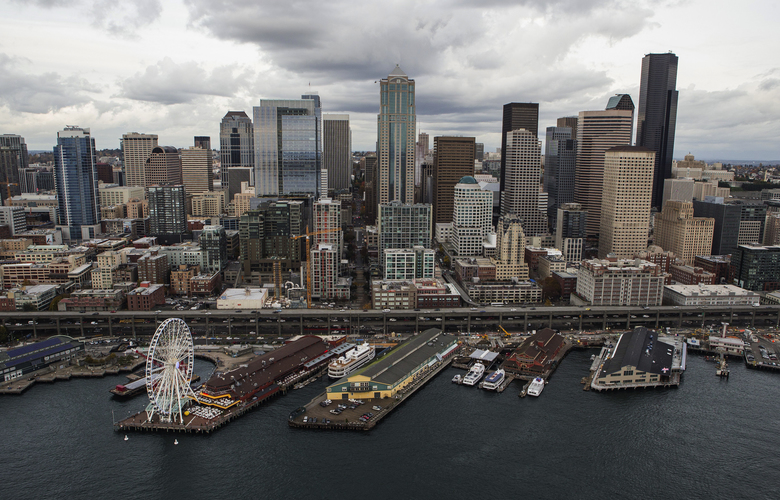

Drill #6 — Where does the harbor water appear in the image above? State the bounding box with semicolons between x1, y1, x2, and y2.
2;352;779;500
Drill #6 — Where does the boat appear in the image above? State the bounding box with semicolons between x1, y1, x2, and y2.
527;377;545;397
482;369;505;390
124;435;128;441
452;374;462;384
462;363;485;386
174;439;178;445
328;342;376;379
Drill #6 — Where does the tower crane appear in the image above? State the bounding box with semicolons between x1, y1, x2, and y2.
291;225;341;308
0;182;18;205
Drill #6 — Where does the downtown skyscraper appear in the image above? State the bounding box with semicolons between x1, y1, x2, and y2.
53;127;100;241
499;102;538;216
323;114;351;193
219;111;254;194
637;52;679;210
0;134;27;205
543;125;576;227
254;97;322;197
121;132;158;187
500;129;548;236
377;65;416;205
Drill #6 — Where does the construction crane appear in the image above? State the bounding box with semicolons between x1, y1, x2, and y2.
498;325;511;338
0;182;18;205
291;225;341;308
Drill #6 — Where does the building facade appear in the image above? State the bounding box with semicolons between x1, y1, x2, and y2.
377;65;416;205
598;147;654;259
377;201;432;262
254;97;321;197
452;177;493;257
576;257;665;306
53;127;101;241
432;136;476;225
500;128;547;236
574;107;634;236
147;185;186;235
384;246;435;280
654;201;714;265
323;114;351;193
121;132;158;188
181;146;213;196
637;52;679;210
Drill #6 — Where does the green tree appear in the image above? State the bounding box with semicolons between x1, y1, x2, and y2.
0;325;8;344
22;303;37;312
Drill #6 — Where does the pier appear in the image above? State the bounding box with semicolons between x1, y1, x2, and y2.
288;349;457;431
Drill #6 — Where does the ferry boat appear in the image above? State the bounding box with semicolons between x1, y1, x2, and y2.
527;377;545;397
462;363;485;386
328;343;376;379
482;369;505;390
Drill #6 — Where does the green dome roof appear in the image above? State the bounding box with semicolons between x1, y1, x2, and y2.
458;176;478;185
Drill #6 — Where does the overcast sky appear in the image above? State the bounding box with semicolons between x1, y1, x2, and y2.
1;0;778;161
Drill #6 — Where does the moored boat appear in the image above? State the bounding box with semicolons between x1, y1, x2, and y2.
482;369;505;390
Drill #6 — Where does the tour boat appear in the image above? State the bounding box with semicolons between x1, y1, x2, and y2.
482;369;505;391
328;343;376;379
462;363;485;386
527;377;545;397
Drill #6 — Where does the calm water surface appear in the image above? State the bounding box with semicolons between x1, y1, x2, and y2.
1;353;778;500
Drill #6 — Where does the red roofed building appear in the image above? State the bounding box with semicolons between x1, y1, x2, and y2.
503;328;565;376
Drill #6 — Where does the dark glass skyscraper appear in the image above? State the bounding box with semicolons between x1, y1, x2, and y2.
378;65;416;205
0;134;26;205
637;52;679;210
543;126;576;228
219;111;254;194
499;102;538;216
53;127;100;240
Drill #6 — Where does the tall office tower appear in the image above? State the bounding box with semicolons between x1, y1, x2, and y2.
662;178;695;206
0;134;26;205
415;131;429;186
493;215;529;280
53;127;100;241
181;147;213;195
194;136;211;150
239;200;303;284
637;52;679;210
377;65;416;204
323;114;351;193
199;224;227;274
598;146;655;259
95;163;113;184
432;136;476;225
362;153;378;223
475;143;484;162
219;111;254;193
313;197;342;258
121;133;158;187
605;94;636;144
556;117;578;141
574;104;634;236
543;126;576;227
310;243;340;299
654;201;714;265
377;201;431;262
452;176;493;257
692;199;741;256
500;102;538;214
500;129;548;236
148;184;186;235
555;203;587;262
145;146;182;186
254;97;321;197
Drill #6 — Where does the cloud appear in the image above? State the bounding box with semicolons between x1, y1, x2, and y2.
11;0;162;35
0;53;100;113
119;58;254;105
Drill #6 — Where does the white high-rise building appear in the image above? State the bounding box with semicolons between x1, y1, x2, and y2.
452;176;493;257
500;129;548;236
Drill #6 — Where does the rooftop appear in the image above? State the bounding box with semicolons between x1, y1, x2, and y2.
601;327;673;376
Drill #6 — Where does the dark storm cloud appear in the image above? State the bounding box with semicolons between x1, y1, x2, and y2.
119;58;253;105
0;53;99;113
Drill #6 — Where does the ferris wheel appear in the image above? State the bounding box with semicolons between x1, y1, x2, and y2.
145;318;197;424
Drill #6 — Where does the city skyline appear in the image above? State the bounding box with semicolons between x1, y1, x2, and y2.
0;1;778;161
